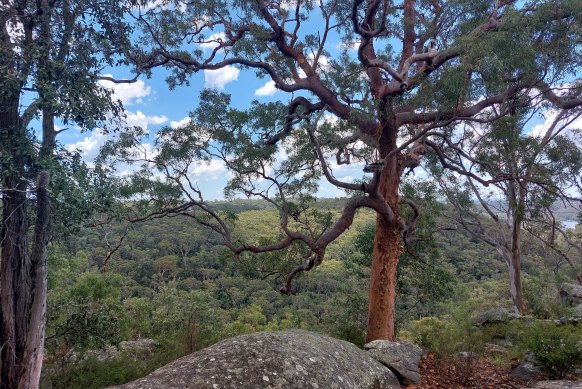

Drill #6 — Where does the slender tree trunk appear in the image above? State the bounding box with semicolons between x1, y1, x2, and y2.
18;171;50;389
509;217;525;313
366;105;403;342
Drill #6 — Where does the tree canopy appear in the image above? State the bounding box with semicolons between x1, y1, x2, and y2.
98;0;582;342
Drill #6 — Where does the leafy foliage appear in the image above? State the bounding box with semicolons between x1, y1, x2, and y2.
526;324;582;379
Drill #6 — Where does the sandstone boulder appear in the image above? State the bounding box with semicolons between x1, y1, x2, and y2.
109;330;400;389
509;352;542;381
474;307;521;326
364;340;423;385
560;284;582;306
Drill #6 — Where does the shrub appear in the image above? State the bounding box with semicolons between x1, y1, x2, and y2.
526;324;582;379
406;315;485;385
42;341;182;389
407;317;448;352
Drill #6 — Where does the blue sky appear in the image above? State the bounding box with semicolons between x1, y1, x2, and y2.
58;50;367;200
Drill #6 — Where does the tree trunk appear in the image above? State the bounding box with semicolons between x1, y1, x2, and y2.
0;182;30;389
496;224;525;314
367;216;402;342
1;98;52;388
1;97;33;389
366;104;403;342
19;171;50;389
509;219;525;314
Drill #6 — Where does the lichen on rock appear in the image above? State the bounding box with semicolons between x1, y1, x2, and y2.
109;330;400;389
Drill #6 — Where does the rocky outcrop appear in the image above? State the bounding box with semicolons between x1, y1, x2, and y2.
474;307;521;326
364;340;423;385
560;284;582;306
109;330;400;389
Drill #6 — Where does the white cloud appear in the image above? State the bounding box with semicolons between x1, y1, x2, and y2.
134;0;186;12
6;18;24;46
529;109;582;141
147;114;169;125
529;109;560;138
66;130;108;159
170;116;192;129
190;159;227;180
280;0;297;11
307;53;330;72
287;53;331;81
199;32;227;51
125;110;168;131
255;80;278;96
204;66;240;89
99;75;152;105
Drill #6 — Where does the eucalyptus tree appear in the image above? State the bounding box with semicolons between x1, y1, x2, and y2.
119;0;582;341
0;1;134;387
436;108;582;313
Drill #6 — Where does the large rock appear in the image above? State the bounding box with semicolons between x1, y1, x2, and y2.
560;284;582;306
109;330;400;389
509;352;541;381
364;340;423;385
474;307;521;326
527;380;582;389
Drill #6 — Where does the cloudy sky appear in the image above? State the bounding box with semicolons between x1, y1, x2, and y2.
54;31;367;200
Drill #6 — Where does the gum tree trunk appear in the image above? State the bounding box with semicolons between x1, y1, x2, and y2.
19;170;50;389
509;216;525;314
367;215;403;342
366;105;403;342
0;95;52;388
0;94;30;389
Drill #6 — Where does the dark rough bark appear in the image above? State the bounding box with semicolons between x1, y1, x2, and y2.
0;97;52;388
0;94;30;389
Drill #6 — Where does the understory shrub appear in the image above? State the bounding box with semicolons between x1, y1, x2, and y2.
525;324;582;379
404;315;485;385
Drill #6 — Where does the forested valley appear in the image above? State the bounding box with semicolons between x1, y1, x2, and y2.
40;198;582;388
